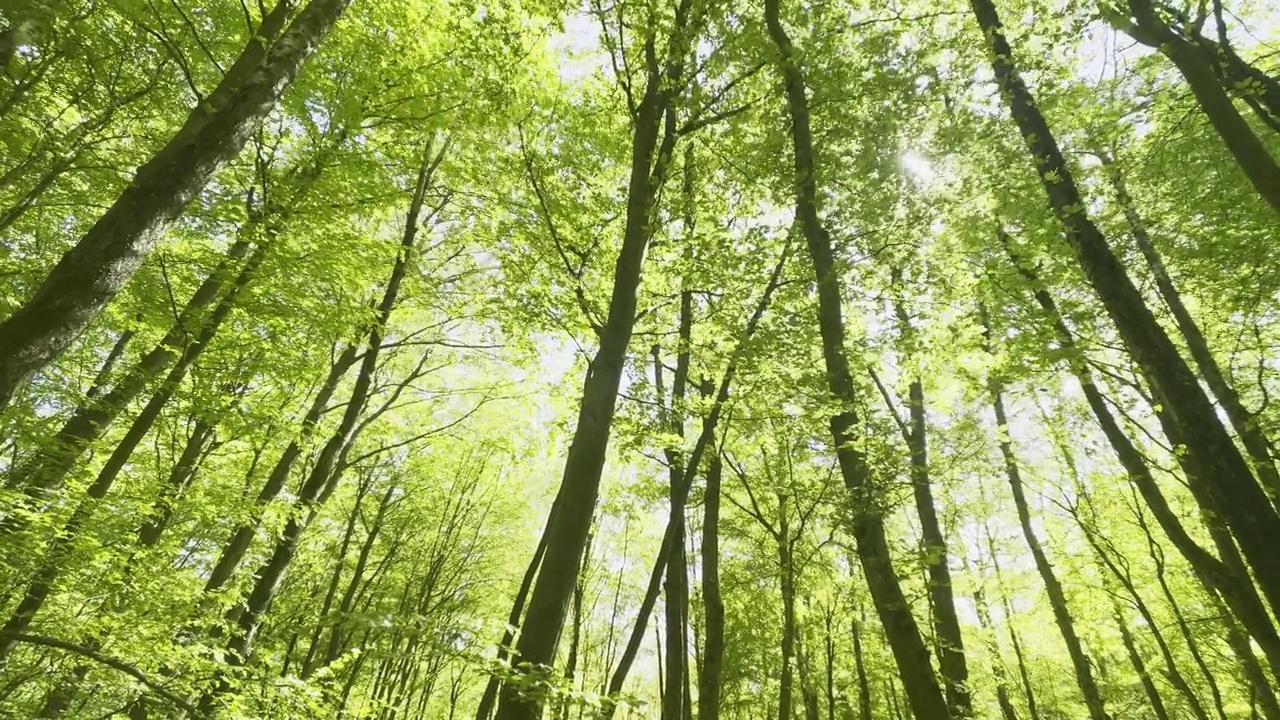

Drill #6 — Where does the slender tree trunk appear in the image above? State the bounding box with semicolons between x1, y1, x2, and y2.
796;627;821;720
202;340;359;593
887;280;971;718
1212;591;1280;720
852;608;872;720
321;483;395;670
984;523;1041;720
658;222;695;720
779;504;796;720
763;1;948;716
300;482;369;678
973;579;1019;720
1138;507;1234;720
982;312;1111;720
699;445;725;720
494;14;693;714
1000;232;1280;675
601;236;790;713
135;418;217;547
823;609;835;720
971;0;1280;618
1111;597;1172;720
0;0;349;407
1098;152;1280;507
199;140;444;712
1104;0;1280;211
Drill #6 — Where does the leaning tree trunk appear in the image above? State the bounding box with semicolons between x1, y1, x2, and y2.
0;0;349;408
1110;595;1173;720
763;0;949;715
985;520;1042;720
600;216;790;715
1103;0;1280;212
494;12;693;714
1098;151;1280;506
1137;505;1241;720
982;309;1113;720
970;0;1280;620
888;278;972;717
199;138;444;713
0;237;268;663
1000;231;1280;678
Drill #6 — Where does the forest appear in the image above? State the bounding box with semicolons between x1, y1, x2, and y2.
1;0;1279;717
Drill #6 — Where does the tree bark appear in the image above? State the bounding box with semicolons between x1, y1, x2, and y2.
1103;0;1280;211
1099;151;1280;507
888;279;971;718
763;0;949;715
972;0;1280;625
1111;597;1172;720
494;11;694;714
967;0;1280;609
0;0;349;408
199;139;443;711
698;446;725;720
1000;232;1280;677
982;309;1112;720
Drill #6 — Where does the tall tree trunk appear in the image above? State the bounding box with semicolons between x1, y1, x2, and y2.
981;311;1112;720
601;231;790;713
973;579;1019;720
199;139;444;712
1137;505;1235;720
852;609;873;720
1110;596;1172;720
762;1;948;716
970;0;1280;618
886;277;971;718
202;339;360;593
779;502;796;720
0;0;349;407
984;522;1041;720
658;203;695;720
698;444;725;720
1103;0;1280;211
1099;151;1280;506
494;12;694;714
1000;232;1280;677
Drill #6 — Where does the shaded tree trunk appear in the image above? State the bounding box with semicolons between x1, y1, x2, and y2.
882;276;971;717
1111;597;1172;720
199;139;445;712
981;311;1112;720
0;0;349;407
494;13;694;715
763;0;949;715
1103;0;1280;211
1000;231;1280;678
970;0;1280;621
698;444;725;720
